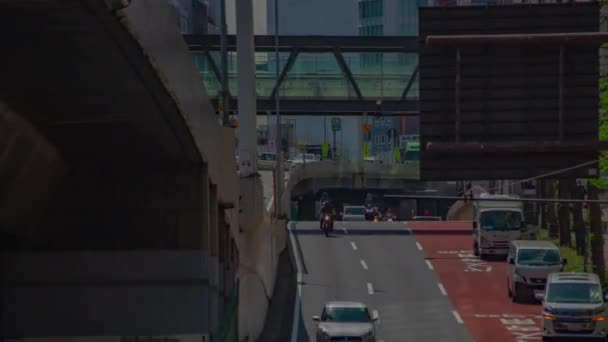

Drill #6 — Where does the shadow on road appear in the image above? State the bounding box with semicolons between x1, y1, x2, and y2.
255;250;298;342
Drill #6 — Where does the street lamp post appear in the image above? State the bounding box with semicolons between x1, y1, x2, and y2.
274;0;284;218
219;0;229;125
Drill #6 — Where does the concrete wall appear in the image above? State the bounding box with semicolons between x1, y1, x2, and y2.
281;160;419;213
1;1;241;340
0;104;66;249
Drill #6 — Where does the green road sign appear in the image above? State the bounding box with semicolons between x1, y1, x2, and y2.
331;117;341;131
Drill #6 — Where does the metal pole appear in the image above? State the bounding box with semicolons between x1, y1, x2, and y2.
558;45;565;141
236;0;258;176
220;0;229;124
455;48;461;143
274;0;283;217
333;129;337;160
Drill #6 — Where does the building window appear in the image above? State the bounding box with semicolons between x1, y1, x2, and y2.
359;0;384;19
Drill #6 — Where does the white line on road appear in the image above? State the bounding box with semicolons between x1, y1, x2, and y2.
452;310;464;324
350;241;358;250
416;242;423;251
367;282;375;295
437;283;447;296
373;310;380;320
360;259;368;270
288;222;303;342
425;260;434;271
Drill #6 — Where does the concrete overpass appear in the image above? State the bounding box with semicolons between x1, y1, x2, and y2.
284;161;420;199
0;1;281;341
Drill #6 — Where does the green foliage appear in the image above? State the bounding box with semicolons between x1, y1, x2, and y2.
590;71;608;189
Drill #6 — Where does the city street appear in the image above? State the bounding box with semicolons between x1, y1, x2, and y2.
289;221;472;342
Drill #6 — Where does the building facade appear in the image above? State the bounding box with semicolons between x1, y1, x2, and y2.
168;0;216;34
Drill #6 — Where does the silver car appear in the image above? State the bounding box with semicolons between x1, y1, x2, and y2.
539;273;608;341
506;240;565;303
313;301;378;342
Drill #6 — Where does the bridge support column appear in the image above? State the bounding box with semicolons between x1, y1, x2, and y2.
208;184;220;335
236;0;258;177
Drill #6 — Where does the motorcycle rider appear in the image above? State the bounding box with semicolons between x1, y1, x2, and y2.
319;198;336;230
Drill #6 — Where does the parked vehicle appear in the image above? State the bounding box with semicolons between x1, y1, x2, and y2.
473;193;525;259
538;272;608;341
506;240;566;303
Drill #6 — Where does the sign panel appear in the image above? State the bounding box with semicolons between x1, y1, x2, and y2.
331;117;341;131
419;3;599;180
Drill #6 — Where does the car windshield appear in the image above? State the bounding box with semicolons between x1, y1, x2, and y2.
546;283;603;304
480;211;522;231
345;207;365;215
517;249;561;265
322;307;370;323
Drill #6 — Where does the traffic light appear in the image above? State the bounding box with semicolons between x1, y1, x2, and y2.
362;123;371;133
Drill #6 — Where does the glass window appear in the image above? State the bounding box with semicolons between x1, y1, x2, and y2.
546;283;603;304
345;207;366;215
517;249;561;265
479;211;523;231
322;307;370;322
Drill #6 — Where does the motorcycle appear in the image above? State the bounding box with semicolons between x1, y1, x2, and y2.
321;214;333;236
364;204;374;221
383;214;395;222
383;210;396;222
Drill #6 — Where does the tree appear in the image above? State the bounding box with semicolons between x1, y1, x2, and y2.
558;180;572;247
586;41;608;279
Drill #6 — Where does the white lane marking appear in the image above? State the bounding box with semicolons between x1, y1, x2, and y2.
452;310;464;324
373;310;380;321
437;283;447;296
288;222;303;342
360;259;368;270
425;260;434;271
416;242;423;251
350;241;358;250
367;282;375;295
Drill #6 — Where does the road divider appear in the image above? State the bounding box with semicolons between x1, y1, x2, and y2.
437;283;447;296
452;310;464;324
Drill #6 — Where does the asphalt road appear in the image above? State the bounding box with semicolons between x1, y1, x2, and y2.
289;221;473;342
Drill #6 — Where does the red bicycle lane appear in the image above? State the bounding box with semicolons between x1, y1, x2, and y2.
415;233;543;342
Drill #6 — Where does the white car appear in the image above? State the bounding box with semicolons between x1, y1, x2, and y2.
342;206;366;221
314;301;378;342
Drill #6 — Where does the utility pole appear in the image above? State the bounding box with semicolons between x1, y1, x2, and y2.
220;0;229;124
274;0;284;217
236;0;257;176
